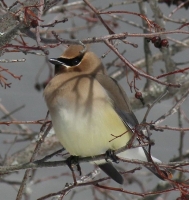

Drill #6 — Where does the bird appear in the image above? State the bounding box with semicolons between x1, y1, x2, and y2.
43;45;164;184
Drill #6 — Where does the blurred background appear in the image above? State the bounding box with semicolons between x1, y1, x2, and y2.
0;0;189;199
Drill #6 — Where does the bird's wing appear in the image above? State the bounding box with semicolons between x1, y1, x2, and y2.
95;73;139;130
93;73;139;184
95;74;166;180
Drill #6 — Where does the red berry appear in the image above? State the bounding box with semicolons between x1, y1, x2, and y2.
154;41;162;48
135;91;142;99
151;36;161;44
161;39;169;47
135;91;145;105
31;20;38;28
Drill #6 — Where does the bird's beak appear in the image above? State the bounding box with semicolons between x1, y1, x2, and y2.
49;58;63;65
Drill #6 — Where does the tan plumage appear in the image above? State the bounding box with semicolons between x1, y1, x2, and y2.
44;45;162;184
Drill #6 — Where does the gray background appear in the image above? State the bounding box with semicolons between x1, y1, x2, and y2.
0;0;189;199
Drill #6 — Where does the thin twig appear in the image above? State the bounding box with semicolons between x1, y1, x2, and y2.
104;39;180;88
16;122;52;200
155;88;189;125
142;90;169;123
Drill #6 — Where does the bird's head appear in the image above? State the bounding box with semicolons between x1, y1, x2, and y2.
49;45;105;75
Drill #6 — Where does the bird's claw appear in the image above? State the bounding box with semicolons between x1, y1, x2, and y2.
66;156;82;176
105;149;119;163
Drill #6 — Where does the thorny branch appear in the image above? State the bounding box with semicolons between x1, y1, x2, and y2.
0;66;22;88
0;0;189;199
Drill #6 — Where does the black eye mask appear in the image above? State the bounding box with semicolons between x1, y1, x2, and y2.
49;53;84;67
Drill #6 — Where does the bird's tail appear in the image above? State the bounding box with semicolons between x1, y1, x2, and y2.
98;162;123;184
118;147;170;180
142;146;170;180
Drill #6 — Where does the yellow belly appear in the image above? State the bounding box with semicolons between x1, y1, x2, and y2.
51;101;132;157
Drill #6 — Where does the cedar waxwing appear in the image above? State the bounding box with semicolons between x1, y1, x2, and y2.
43;45;163;184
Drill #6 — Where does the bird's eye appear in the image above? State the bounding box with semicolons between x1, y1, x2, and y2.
71;58;80;66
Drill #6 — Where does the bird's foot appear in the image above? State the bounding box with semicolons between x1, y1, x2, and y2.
66;156;82;176
105;149;119;164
